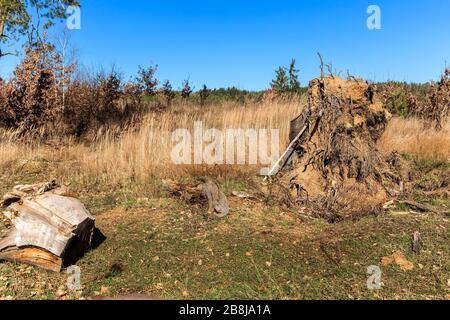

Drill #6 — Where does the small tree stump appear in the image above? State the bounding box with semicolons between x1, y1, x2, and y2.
0;182;95;272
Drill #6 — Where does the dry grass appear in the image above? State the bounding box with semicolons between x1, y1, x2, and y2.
0;98;304;189
378;117;450;163
1;101;449;301
2;102;448;195
81;98;303;180
0;129;40;166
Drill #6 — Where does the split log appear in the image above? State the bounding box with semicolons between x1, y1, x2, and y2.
383;199;448;215
0;182;95;272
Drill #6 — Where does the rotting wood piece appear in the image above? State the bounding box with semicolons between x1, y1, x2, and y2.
162;177;230;217
0;182;95;272
397;200;446;215
200;177;230;218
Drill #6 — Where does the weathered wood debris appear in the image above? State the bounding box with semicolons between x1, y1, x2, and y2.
162;177;230;217
0;181;95;272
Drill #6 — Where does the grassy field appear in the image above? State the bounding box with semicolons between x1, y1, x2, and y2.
1;0;449;302
0;175;448;300
0;101;449;300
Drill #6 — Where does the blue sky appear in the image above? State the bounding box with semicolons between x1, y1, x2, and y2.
1;0;449;90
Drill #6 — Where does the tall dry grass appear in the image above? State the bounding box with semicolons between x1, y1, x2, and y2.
2;101;449;196
378;117;450;163
0;129;45;166
0;98;304;192
76;98;304;184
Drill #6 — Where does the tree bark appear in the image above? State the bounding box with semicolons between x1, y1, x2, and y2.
0;8;9;58
0;10;5;58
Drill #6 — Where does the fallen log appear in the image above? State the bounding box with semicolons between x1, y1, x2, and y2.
397;200;443;214
0;182;95;272
383;199;448;215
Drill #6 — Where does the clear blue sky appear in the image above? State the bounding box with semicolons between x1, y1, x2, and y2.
1;0;449;90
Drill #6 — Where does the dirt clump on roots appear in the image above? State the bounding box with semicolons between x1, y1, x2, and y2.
283;76;404;222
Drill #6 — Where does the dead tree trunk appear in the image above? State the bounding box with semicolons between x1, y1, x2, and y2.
0;182;95;272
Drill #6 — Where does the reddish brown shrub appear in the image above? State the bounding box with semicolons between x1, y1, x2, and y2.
0;45;62;130
63;70;145;137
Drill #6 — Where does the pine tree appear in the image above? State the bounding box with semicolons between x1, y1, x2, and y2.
288;59;301;93
270;67;289;93
161;80;175;106
271;59;301;95
199;84;210;106
181;78;193;99
0;0;80;58
136;64;159;96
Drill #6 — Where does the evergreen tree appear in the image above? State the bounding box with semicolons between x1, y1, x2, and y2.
270;67;289;93
271;59;301;94
0;0;80;58
161;80;175;106
181;78;193;99
199;84;210;106
136;64;159;96
288;59;301;93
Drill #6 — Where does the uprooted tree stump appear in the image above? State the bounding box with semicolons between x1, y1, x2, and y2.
284;75;403;221
0;181;95;272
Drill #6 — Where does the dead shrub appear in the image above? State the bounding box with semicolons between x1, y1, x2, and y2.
410;69;449;129
0;45;62;131
0;49;152;138
57;70;145;137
